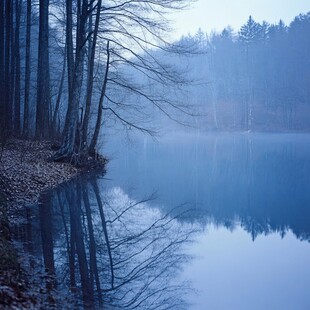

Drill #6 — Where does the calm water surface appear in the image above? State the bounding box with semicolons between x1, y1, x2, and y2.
15;133;310;309
105;132;310;310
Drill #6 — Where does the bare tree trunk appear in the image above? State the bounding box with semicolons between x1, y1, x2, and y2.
23;0;31;137
88;41;110;155
208;52;218;129
52;47;66;137
9;2;15;134
211;85;218;129
81;0;102;151
14;0;22;136
56;0;77;157
5;0;13;134
0;2;5;136
35;0;51;139
54;0;88;161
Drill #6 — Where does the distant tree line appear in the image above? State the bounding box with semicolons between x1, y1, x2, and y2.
0;0;192;163
180;13;310;131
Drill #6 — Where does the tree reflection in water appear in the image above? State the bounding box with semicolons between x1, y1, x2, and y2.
19;175;197;309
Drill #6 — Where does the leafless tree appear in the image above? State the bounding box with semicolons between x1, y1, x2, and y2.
35;0;52;138
53;0;194;163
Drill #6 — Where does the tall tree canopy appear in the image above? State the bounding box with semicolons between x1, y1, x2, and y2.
0;0;193;164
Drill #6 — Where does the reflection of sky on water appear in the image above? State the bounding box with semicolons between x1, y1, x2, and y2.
183;226;310;310
102;132;310;309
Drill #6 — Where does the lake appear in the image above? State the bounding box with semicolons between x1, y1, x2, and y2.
14;132;310;309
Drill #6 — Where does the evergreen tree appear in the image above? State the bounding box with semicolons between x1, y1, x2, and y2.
239;15;262;46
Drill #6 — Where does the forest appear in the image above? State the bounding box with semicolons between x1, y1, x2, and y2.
0;0;192;164
1;1;310;162
177;13;310;131
1;1;310;308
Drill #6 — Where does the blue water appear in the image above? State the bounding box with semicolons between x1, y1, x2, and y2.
17;132;310;309
103;132;310;310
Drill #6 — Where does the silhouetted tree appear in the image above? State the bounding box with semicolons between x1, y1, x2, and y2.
23;0;32;137
0;2;5;137
53;0;192;163
35;0;51;138
4;0;13;134
14;0;22;135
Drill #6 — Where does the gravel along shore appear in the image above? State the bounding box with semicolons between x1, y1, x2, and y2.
0;139;78;209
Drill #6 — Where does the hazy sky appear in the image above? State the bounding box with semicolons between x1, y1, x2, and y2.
170;0;310;39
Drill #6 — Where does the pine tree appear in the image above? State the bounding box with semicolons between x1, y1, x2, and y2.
239;16;262;46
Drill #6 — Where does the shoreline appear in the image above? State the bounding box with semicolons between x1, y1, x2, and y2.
0;139;79;210
0;139;105;308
